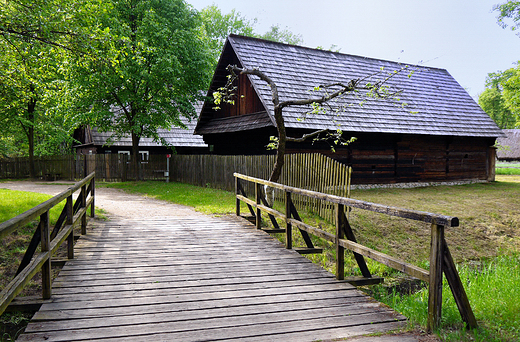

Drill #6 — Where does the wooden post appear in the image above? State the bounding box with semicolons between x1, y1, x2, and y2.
443;239;478;329
235;177;240;216
336;203;345;280
428;221;444;332
90;177;95;218
255;183;261;229
285;191;292;249
66;195;74;260
40;210;51;299
81;184;87;235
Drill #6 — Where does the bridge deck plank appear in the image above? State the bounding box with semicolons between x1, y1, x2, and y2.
18;216;405;341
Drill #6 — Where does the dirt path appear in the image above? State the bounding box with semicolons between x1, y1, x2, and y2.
0;180;198;218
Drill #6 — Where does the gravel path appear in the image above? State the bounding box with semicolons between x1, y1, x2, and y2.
0;180;198;218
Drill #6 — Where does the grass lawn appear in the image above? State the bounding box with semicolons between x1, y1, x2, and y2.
104;177;520;342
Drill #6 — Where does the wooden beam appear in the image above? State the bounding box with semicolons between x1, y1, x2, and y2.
443;239;478;329
40;211;51;300
338;239;429;283
343;214;372;279
234;173;458;227
343;276;384;286
428;222;444;332
285;191;292;249
336;204;345;280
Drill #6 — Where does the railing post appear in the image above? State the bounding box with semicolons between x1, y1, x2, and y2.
255;183;261;229
336;203;345;280
235;176;240;217
40;210;51;299
90;176;95;218
66;195;74;260
285;191;292;249
428;221;444;332
81;183;87;235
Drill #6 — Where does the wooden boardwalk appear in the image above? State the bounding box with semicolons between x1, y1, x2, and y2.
18;215;405;341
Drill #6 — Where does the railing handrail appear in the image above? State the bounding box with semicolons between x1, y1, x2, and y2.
234;172;476;332
0;172;95;240
0;172;95;316
234;173;459;227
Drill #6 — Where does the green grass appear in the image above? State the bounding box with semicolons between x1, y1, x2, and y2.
100;181;237;215
369;254;520;342
0;188;65;232
496;167;520;175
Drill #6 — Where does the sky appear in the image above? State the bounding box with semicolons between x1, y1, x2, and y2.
187;0;520;100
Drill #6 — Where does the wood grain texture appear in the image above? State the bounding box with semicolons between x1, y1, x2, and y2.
19;216;405;341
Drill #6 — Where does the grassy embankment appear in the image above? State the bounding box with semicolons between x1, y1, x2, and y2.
103;176;520;342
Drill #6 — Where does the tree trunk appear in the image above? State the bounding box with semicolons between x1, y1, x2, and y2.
27;90;37;179
266;106;287;206
131;132;140;181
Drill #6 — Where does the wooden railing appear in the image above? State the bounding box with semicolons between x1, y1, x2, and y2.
234;173;476;332
0;172;95;315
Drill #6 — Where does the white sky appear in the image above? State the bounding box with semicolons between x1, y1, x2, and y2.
188;0;520;100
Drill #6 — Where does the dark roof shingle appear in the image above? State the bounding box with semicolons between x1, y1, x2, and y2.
223;35;501;138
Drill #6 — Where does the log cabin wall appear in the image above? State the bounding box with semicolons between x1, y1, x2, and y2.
283;131;495;184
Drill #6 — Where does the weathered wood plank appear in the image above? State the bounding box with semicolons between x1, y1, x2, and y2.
20;216;406;341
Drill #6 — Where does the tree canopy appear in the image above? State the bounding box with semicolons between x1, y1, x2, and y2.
478;1;520;128
67;0;213;178
0;0;305;175
200;4;302;70
495;1;520;35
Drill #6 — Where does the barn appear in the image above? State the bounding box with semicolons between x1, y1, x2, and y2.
496;129;520;161
73;115;208;158
194;35;503;184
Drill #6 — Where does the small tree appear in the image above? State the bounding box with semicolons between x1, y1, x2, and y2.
215;65;404;203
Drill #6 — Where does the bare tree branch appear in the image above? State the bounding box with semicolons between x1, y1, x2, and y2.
286;129;329;143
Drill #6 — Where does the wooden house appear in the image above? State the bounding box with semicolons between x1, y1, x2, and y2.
195;35;503;184
74;116;208;159
496;129;520;161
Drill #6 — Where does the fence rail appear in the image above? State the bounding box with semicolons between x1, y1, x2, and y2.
234;173;476;332
0;172;95;316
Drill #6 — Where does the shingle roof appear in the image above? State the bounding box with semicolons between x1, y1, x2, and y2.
196;112;272;134
204;35;501;138
92;114;207;148
497;129;520;159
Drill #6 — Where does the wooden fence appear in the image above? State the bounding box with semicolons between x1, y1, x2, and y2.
0;173;95;316
234;173;477;332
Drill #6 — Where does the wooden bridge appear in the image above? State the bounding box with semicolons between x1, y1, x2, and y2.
1;172;478;341
16;215;404;341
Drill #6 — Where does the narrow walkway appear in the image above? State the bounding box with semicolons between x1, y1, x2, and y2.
17;214;405;341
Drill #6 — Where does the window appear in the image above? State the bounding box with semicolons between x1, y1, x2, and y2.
118;151;130;161
139;151;149;163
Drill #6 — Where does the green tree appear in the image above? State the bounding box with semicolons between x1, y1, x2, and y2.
200;4;302;70
494;1;520;35
0;28;68;176
200;5;256;64
0;0;109;169
478;70;517;128
69;0;212;179
258;24;302;46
